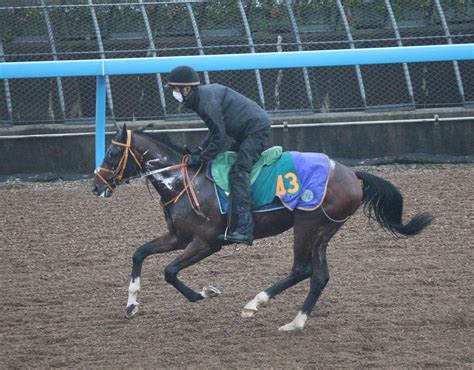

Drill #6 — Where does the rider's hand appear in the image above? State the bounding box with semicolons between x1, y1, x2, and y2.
183;145;203;156
187;153;203;167
183;144;192;154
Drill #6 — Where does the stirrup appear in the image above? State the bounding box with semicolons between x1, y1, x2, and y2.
218;227;253;246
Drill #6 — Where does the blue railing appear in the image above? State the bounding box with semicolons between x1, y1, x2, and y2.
1;44;473;167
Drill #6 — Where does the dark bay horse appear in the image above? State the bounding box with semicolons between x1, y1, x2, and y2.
92;126;433;331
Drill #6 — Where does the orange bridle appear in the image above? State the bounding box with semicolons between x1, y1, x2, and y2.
94;129;205;217
94;129;143;193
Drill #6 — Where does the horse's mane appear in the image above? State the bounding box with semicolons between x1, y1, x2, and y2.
133;127;186;155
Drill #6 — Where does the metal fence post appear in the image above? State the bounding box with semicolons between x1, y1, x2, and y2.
237;0;266;109
336;0;368;109
41;0;66;121
95;75;106;169
285;0;314;110
0;38;13;125
434;0;466;105
139;0;168;116
186;2;210;85
384;0;415;107
89;0;115;118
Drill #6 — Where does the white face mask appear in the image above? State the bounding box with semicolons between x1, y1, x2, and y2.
172;90;183;103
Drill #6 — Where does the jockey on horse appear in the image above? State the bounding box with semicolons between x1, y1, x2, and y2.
167;65;272;246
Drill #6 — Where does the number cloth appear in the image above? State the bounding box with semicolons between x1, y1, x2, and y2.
209;147;330;211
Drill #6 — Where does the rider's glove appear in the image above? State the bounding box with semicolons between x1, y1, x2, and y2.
187;153;203;167
183;144;203;156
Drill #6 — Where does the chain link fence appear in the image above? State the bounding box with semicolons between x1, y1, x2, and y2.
1;0;473;125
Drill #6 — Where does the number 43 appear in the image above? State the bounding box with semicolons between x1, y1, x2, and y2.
276;172;299;196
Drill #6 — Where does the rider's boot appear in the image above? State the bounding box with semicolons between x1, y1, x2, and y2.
219;211;254;246
218;170;254;246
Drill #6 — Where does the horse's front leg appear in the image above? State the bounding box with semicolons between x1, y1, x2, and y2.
127;233;186;319
164;238;222;302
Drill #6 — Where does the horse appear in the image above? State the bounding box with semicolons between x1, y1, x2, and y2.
92;125;433;331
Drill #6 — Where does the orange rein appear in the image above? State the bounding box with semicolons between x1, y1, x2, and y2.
159;156;203;210
146;155;205;218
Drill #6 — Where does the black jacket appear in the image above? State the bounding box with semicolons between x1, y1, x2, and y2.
184;83;271;161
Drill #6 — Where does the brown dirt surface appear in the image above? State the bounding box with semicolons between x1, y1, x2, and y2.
1;164;473;368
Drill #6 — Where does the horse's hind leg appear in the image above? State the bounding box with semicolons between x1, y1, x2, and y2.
126;233;185;319
278;225;339;331
242;211;322;318
242;244;314;318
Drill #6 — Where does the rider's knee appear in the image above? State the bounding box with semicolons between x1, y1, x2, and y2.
229;163;250;176
229;163;248;176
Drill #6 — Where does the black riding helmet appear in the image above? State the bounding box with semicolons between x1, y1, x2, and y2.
167;65;200;87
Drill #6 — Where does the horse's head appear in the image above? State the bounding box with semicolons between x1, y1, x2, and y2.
92;125;143;198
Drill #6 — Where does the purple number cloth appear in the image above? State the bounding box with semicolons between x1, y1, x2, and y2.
278;152;330;211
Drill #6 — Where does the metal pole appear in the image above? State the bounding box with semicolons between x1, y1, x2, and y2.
0;38;13;123
41;0;66;120
139;0;168;115
2;45;472;79
285;0;314;110
186;2;210;84
237;0;265;108
434;0;466;104
384;0;415;106
95;75;106;168
89;0;115;117
274;35;284;110
336;0;368;108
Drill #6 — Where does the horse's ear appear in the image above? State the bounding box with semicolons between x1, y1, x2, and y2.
121;124;128;142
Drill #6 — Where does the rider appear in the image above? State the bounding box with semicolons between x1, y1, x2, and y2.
167;65;272;246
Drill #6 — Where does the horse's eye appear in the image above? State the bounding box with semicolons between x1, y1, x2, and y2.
109;148;120;158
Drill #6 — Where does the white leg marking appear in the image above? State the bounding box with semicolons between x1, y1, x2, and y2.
127;277;140;307
278;311;308;332
242;291;270;318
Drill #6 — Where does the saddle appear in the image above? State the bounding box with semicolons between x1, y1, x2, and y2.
207;146;331;214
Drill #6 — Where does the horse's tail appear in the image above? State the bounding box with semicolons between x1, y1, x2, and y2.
355;171;434;237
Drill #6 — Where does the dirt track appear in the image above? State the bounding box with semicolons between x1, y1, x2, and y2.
1;164;473;368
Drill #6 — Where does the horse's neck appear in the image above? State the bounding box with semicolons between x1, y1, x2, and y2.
135;135;184;202
138;136;182;167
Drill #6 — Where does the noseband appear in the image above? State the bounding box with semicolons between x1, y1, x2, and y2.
94;129;143;193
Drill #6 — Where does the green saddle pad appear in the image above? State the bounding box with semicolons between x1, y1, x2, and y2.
211;146;300;207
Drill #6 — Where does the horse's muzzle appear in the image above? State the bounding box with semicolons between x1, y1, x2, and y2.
92;184;112;198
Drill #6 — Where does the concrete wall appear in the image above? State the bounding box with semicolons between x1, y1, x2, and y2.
1;108;472;177
274;120;473;160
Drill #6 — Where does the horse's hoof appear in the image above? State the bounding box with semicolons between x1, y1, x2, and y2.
241;308;257;318
126;303;139;319
278;322;304;332
201;285;221;299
